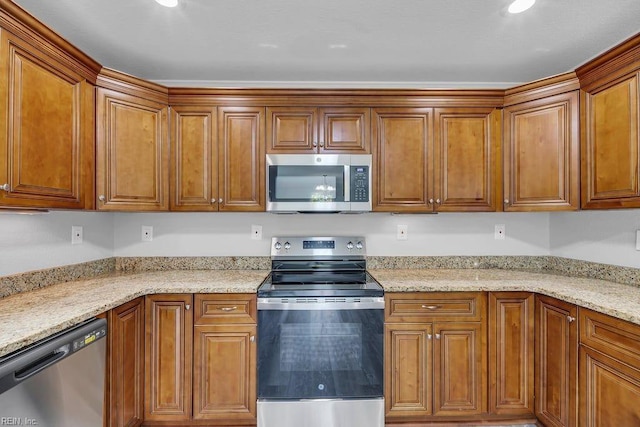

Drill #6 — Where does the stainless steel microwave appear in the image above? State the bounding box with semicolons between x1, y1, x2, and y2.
266;154;372;213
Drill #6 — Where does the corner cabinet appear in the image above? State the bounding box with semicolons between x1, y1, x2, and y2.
266;107;370;153
384;292;487;421
0;29;97;209
96;69;169;211
503;74;580;211
171;105;265;211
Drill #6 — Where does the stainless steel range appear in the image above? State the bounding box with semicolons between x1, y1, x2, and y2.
257;236;384;427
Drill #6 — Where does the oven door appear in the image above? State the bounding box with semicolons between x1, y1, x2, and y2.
257;299;384;399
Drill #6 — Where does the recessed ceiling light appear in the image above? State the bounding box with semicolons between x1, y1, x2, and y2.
508;0;535;14
155;0;178;7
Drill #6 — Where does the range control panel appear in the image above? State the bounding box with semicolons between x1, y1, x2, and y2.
271;236;366;257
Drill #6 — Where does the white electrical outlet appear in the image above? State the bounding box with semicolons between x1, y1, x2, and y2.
251;225;263;240
397;224;408;240
141;225;153;242
71;226;83;245
495;224;506;240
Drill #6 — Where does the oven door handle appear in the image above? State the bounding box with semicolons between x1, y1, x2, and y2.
257;298;384;310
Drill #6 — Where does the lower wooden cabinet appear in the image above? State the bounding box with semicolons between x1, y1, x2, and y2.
488;292;534;416
535;295;578;427
108;297;145;427
384;292;487;421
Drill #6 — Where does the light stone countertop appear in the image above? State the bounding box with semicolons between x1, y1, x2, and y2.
2;268;640;358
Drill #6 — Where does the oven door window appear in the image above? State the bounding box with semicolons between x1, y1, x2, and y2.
268;165;345;202
258;309;383;399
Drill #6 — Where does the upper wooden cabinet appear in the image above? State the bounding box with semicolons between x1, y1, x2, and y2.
577;34;640;209
433;108;501;212
372;108;433;212
0;29;97;209
266;107;370;153
503;74;580;211
96;69;169;211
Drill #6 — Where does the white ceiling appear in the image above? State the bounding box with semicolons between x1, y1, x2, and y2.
11;0;640;88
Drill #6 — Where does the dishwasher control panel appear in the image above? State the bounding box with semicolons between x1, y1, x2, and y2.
72;325;107;352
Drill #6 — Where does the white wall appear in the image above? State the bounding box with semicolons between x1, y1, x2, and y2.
549;210;640;268
113;212;550;257
0;211;114;276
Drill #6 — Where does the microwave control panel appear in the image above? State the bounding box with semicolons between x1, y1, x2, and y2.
350;165;370;202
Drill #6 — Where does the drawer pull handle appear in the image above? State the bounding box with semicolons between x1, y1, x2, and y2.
422;305;441;310
219;306;238;312
567;315;576;323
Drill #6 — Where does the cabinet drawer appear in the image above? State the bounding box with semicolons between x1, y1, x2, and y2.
386;292;486;322
580;308;640;369
194;294;257;325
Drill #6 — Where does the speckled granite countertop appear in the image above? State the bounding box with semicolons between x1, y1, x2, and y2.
2;268;640;358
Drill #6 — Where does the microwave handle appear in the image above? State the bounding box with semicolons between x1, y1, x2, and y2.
344;164;350;202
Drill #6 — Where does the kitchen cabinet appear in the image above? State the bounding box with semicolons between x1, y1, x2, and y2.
535;295;578;427
96;69;169;211
266;107;370;153
144;294;193;422
384;292;487;421
503;74;580;211
579;308;640;426
108;297;144;427
192;294;257;424
0;29;96;209
372;108;433;212
488;292;534;416
433;107;501;212
171;105;265;211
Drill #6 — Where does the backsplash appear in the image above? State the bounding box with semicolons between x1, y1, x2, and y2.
2;255;640;300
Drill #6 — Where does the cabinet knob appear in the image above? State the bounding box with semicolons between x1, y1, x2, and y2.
98;195;106;202
427;334;432;340
0;183;9;191
250;336;255;343
185;304;191;311
429;198;434;204
319;142;325;147
218;306;237;312
435;333;441;340
313;142;318;147
421;305;441;310
435;199;441;204
504;199;509;204
219;198;223;203
567;315;576;323
211;198;217;204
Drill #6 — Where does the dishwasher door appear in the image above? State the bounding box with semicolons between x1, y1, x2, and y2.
0;318;107;427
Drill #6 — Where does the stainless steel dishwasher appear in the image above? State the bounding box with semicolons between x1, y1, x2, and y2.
0;317;107;427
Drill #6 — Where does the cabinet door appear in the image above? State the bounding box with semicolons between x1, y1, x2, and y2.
582;72;640;208
218;106;265;211
433;108;500;212
108;298;144;427
193;324;256;422
579;345;640;426
488;292;534;415
266;107;317;153
372;108;433;212
319;107;370;153
0;32;94;209
96;88;169;211
144;294;193;422
535;295;578;427
503;91;579;211
170;106;217;211
385;323;433;418
433;322;486;416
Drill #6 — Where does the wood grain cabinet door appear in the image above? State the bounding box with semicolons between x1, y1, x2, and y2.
218;106;265;211
319;107;370;153
372;108;433;212
266;107;317;153
433;322;486;416
193;324;257;422
503;91;579;211
433;108;500;212
535;295;578;427
384;323;433;418
144;294;193;422
582;72;640;208
96;88;169;211
108;298;144;427
170;105;218;211
0;31;94;209
488;292;534;416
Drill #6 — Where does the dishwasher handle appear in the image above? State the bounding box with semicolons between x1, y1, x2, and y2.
0;317;107;396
